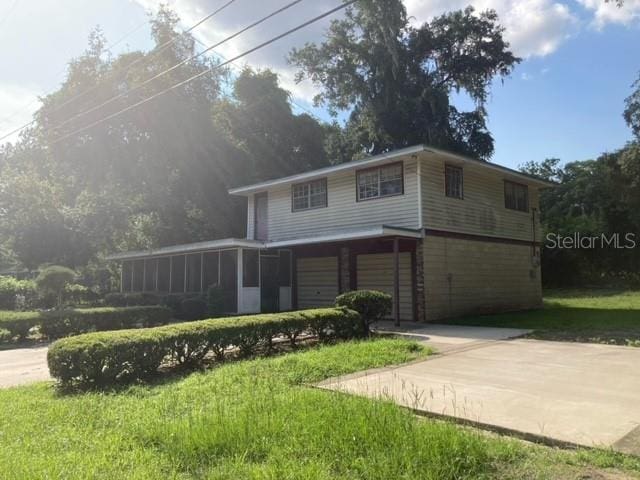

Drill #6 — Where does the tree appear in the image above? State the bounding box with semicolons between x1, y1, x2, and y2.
624;72;640;139
36;265;76;308
289;1;519;161
213;67;331;182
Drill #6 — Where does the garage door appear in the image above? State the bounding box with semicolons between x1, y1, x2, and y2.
357;252;413;321
296;256;339;309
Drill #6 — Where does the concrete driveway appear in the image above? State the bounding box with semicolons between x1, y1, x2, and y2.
320;325;640;454
0;345;51;388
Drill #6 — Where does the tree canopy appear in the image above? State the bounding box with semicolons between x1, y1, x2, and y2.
289;0;519;161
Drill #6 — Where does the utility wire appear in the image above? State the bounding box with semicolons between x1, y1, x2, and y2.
0;0;239;143
51;0;355;145
50;0;305;134
0;20;148;129
51;0;358;145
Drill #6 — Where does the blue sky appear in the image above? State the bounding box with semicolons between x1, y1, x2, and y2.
0;0;638;169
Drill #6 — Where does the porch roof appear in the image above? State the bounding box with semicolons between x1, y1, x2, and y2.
106;226;422;261
105;238;263;261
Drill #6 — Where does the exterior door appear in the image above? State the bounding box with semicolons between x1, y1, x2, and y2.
260;255;279;313
254;192;268;241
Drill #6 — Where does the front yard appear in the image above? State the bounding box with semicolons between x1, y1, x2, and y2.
448;289;640;346
1;337;640;479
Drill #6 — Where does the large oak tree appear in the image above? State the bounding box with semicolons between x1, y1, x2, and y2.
289;0;520;161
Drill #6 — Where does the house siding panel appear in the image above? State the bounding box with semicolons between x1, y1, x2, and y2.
421;156;542;242
356;252;413;321
423;236;542;321
266;159;419;241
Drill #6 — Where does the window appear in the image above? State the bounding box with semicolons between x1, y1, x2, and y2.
357;163;403;201
504;180;529;212
292;179;327;211
243;249;259;287
445;165;463;199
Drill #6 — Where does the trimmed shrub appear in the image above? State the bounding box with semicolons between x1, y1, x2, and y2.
0;306;171;342
47;307;362;386
103;292;163;307
335;290;392;335
38;306;172;339
35;266;76;307
64;284;100;306
0;311;41;340
0;276;37;310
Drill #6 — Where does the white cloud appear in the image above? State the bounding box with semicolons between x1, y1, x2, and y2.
0;84;41;144
405;0;577;57
577;0;640;28
129;0;581;103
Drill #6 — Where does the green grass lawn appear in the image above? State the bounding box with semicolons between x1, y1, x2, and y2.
447;289;640;346
1;338;639;479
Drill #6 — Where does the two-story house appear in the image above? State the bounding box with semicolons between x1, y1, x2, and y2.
108;144;553;322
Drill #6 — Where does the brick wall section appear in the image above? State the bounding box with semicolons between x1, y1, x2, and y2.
339;246;350;294
423;236;542;321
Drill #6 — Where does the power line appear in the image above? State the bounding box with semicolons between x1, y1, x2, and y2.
50;0;305;134
51;0;355;145
0;0;239;143
0;20;149;129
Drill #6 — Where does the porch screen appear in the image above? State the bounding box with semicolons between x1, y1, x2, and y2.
202;252;219;290
220;250;238;312
186;254;202;292
170;255;186;293
121;261;132;292
157;257;170;292
144;259;157;291
132;260;144;292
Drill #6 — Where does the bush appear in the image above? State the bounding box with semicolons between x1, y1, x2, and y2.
64;284;100;306
206;285;225;316
35;266;76;308
48;307;362;386
38;306;172;339
0;311;41;340
0;276;37;310
0;306;172;342
180;297;207;321
335;290;392;335
103;292;163;307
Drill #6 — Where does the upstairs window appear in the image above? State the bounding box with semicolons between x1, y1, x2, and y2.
445;165;463;199
292;179;327;211
357;163;403;201
504;180;529;212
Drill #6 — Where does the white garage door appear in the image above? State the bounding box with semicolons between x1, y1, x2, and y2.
357;252;413;321
296;256;339;309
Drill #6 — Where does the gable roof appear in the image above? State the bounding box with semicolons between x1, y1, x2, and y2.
227;144;555;196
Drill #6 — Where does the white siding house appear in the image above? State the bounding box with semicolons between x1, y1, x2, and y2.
109;144;553;322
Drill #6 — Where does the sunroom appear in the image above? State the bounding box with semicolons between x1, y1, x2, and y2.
107;239;293;314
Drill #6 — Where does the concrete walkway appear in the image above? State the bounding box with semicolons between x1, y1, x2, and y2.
321;325;640;454
0;345;50;388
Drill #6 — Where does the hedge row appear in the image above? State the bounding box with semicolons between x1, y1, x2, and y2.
47;307;362;386
0;306;172;341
